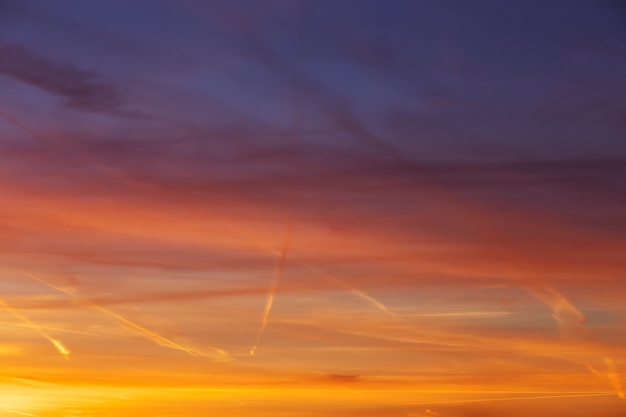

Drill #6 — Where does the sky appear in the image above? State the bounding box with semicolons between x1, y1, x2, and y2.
0;0;625;416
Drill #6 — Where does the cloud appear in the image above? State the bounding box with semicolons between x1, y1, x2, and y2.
408;409;439;417
0;38;137;116
588;357;625;400
524;283;590;342
317;374;362;384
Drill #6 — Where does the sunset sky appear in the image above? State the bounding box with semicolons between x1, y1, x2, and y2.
1;1;625;416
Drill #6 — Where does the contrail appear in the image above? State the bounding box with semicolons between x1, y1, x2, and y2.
21;271;228;360
250;219;293;356
0;299;70;359
588;357;625;400
306;265;395;316
3;410;41;417
0;109;61;146
524;282;587;341
219;220;394;317
525;282;624;399
398;392;616;407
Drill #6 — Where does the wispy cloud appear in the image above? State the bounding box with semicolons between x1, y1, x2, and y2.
0;39;138;116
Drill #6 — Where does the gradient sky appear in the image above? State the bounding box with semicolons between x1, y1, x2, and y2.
1;1;625;416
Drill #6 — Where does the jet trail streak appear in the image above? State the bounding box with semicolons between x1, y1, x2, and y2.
588;357;625;400
219;220;394;317
21;271;228;360
0;299;70;359
250;219;293;356
524;282;624;399
398;392;616;406
308;267;395;316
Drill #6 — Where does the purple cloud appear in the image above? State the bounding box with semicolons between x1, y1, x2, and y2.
0;38;138;116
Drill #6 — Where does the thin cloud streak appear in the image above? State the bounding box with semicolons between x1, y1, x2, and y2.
0;299;70;359
20;271;228;361
250;218;293;356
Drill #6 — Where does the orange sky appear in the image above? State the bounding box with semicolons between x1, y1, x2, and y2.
1;166;624;416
